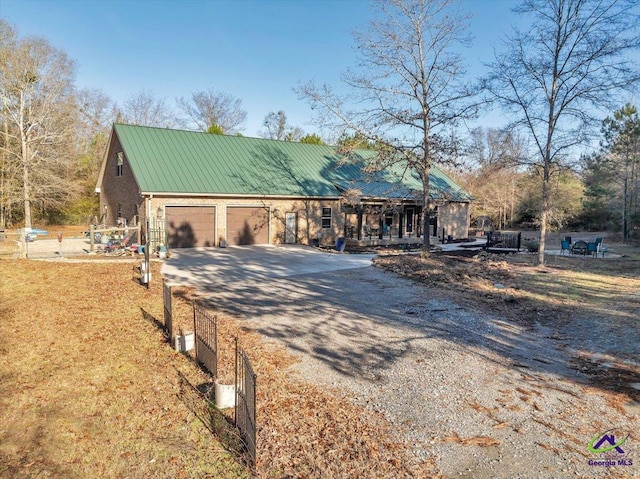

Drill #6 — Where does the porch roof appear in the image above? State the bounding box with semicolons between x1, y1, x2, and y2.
333;159;472;203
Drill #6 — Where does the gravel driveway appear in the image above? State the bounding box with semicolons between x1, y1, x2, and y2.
163;246;638;479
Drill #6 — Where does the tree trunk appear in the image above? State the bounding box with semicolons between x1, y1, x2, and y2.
1;115;6;229
19;90;32;229
22;140;31;229
422;194;431;250
539;128;553;266
538;191;548;265
632;153;639;235
421;161;431;253
622;175;628;241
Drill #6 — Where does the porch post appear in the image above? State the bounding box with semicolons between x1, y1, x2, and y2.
433;211;437;238
343;211;347;237
398;208;404;239
378;216;384;240
357;207;363;241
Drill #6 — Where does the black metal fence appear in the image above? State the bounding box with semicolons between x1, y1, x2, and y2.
164;295;257;470
162;280;173;340
235;338;257;467
176;370;245;461
193;303;218;379
485;231;522;251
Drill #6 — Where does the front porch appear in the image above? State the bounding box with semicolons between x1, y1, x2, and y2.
341;202;441;244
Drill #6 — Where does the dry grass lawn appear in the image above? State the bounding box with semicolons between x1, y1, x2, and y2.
0;260;245;479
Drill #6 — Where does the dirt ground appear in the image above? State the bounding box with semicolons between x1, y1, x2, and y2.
368;246;639;478
373;247;640;401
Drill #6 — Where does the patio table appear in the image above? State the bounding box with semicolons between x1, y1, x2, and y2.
571;240;588;255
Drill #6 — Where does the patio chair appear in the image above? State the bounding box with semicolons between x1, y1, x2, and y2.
595;238;608;257
587;242;598;257
564;235;572;244
560;239;571;255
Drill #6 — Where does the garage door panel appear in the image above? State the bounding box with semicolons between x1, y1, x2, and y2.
166;206;216;248
227;207;269;245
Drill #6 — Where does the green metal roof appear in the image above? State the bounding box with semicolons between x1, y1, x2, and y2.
332;152;473;202
113;123;472;201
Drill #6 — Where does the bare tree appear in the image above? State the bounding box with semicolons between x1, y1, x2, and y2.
485;0;640;264
259;110;304;141
462;127;528;228
467;127;527;169
177;88;247;134
119;90;176;128
75;88;116;196
77;88;115;132
298;0;476;251
0;20;17;228
0;19;78;228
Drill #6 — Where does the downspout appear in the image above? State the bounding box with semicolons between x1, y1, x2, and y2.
143;194;152;289
146;194;153;245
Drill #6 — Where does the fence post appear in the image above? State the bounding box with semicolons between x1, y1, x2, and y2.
234;337;238;426
20;229;26;259
193;303;197;357
144;216;150;289
252;370;257;466
163;280;173;341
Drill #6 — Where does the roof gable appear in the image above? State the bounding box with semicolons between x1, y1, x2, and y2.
111;124;471;201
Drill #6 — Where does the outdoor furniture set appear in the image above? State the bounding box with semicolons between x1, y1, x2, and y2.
560;236;607;257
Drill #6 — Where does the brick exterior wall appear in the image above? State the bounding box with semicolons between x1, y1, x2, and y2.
99;134;144;226
152;197;344;246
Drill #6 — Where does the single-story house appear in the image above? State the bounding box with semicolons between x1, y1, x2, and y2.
95;124;472;248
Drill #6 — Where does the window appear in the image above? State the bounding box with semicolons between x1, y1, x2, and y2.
321;207;332;229
116;152;124;176
385;212;393;227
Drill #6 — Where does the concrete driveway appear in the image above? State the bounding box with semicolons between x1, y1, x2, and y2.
161;244;376;287
161;243;423;383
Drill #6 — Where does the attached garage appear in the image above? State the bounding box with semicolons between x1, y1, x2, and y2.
166;206;216;248
226;206;269;245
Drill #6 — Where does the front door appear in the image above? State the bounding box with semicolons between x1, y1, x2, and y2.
406;208;414;235
285;213;296;244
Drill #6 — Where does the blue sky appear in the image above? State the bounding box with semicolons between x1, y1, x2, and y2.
1;0;538;137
